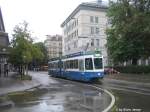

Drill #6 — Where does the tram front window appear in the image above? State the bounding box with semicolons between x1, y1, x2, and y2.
85;58;93;70
94;58;103;69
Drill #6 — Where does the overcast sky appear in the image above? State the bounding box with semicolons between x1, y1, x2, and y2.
0;0;108;42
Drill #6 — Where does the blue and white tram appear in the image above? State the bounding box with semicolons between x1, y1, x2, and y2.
48;51;104;82
48;58;62;77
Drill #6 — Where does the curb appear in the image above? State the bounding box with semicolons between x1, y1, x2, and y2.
0;83;41;96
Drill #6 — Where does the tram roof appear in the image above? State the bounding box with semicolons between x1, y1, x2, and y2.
63;50;102;59
48;51;102;62
48;57;61;61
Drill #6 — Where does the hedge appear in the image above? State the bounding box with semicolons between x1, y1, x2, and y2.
114;66;150;74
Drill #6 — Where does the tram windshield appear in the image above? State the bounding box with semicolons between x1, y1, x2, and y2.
85;58;93;70
94;58;103;69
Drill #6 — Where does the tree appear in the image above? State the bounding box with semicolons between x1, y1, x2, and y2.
32;42;48;67
9;21;43;76
107;0;150;65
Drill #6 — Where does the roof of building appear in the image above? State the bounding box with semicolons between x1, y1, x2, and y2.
0;8;9;47
45;35;62;43
0;8;5;32
61;2;108;27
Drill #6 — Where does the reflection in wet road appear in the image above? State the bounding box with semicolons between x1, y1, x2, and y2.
0;78;111;112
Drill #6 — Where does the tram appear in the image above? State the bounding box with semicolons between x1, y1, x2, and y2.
48;51;104;82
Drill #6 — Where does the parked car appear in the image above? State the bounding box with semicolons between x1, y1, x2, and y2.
104;67;120;74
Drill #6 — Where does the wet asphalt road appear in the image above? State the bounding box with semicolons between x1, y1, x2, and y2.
0;72;111;112
1;72;150;112
98;78;150;112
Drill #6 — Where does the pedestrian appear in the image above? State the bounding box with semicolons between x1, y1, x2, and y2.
4;64;9;77
6;65;9;77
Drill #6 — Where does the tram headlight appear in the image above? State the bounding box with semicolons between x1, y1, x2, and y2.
98;73;101;76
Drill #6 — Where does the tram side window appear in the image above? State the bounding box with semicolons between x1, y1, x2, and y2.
48;63;50;68
54;62;58;69
49;63;52;69
62;61;64;69
64;60;79;69
67;61;70;69
65;61;67;69
79;60;84;71
74;60;78;69
58;61;62;68
85;58;93;70
70;60;73;69
54;63;56;69
52;63;54;69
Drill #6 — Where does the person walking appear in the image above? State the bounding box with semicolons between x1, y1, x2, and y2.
4;64;9;77
6;65;9;77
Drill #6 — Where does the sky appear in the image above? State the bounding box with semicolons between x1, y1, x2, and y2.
0;0;107;42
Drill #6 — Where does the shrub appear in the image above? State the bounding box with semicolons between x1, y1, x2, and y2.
12;74;32;80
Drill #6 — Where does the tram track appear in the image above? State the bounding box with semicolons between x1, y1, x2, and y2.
94;83;150;96
95;79;150;96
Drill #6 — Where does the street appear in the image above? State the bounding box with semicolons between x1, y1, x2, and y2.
99;78;150;111
0;71;150;112
0;72;111;112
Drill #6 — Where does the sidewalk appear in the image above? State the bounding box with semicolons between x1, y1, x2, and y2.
0;72;41;95
105;73;150;84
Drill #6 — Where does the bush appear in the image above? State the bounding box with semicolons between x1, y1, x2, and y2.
114;66;150;74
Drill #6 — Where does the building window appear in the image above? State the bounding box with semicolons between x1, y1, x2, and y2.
90;16;94;23
74;41;77;48
91;39;94;46
76;29;78;36
96;27;99;34
90;27;94;34
95;17;99;23
107;18;112;24
96;39;99;46
74;31;76;37
76;19;78;26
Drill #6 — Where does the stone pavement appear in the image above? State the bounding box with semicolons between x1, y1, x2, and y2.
0;72;41;95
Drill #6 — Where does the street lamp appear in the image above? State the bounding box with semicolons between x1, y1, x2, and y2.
2;48;6;52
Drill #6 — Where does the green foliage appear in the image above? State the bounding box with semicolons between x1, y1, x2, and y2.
9;21;44;74
107;0;150;65
114;66;150;74
9;21;33;66
33;42;48;65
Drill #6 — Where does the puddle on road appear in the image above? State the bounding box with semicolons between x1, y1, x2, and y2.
0;83;111;112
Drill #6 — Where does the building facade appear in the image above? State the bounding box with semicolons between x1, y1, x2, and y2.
0;8;9;75
61;1;108;65
44;35;62;59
